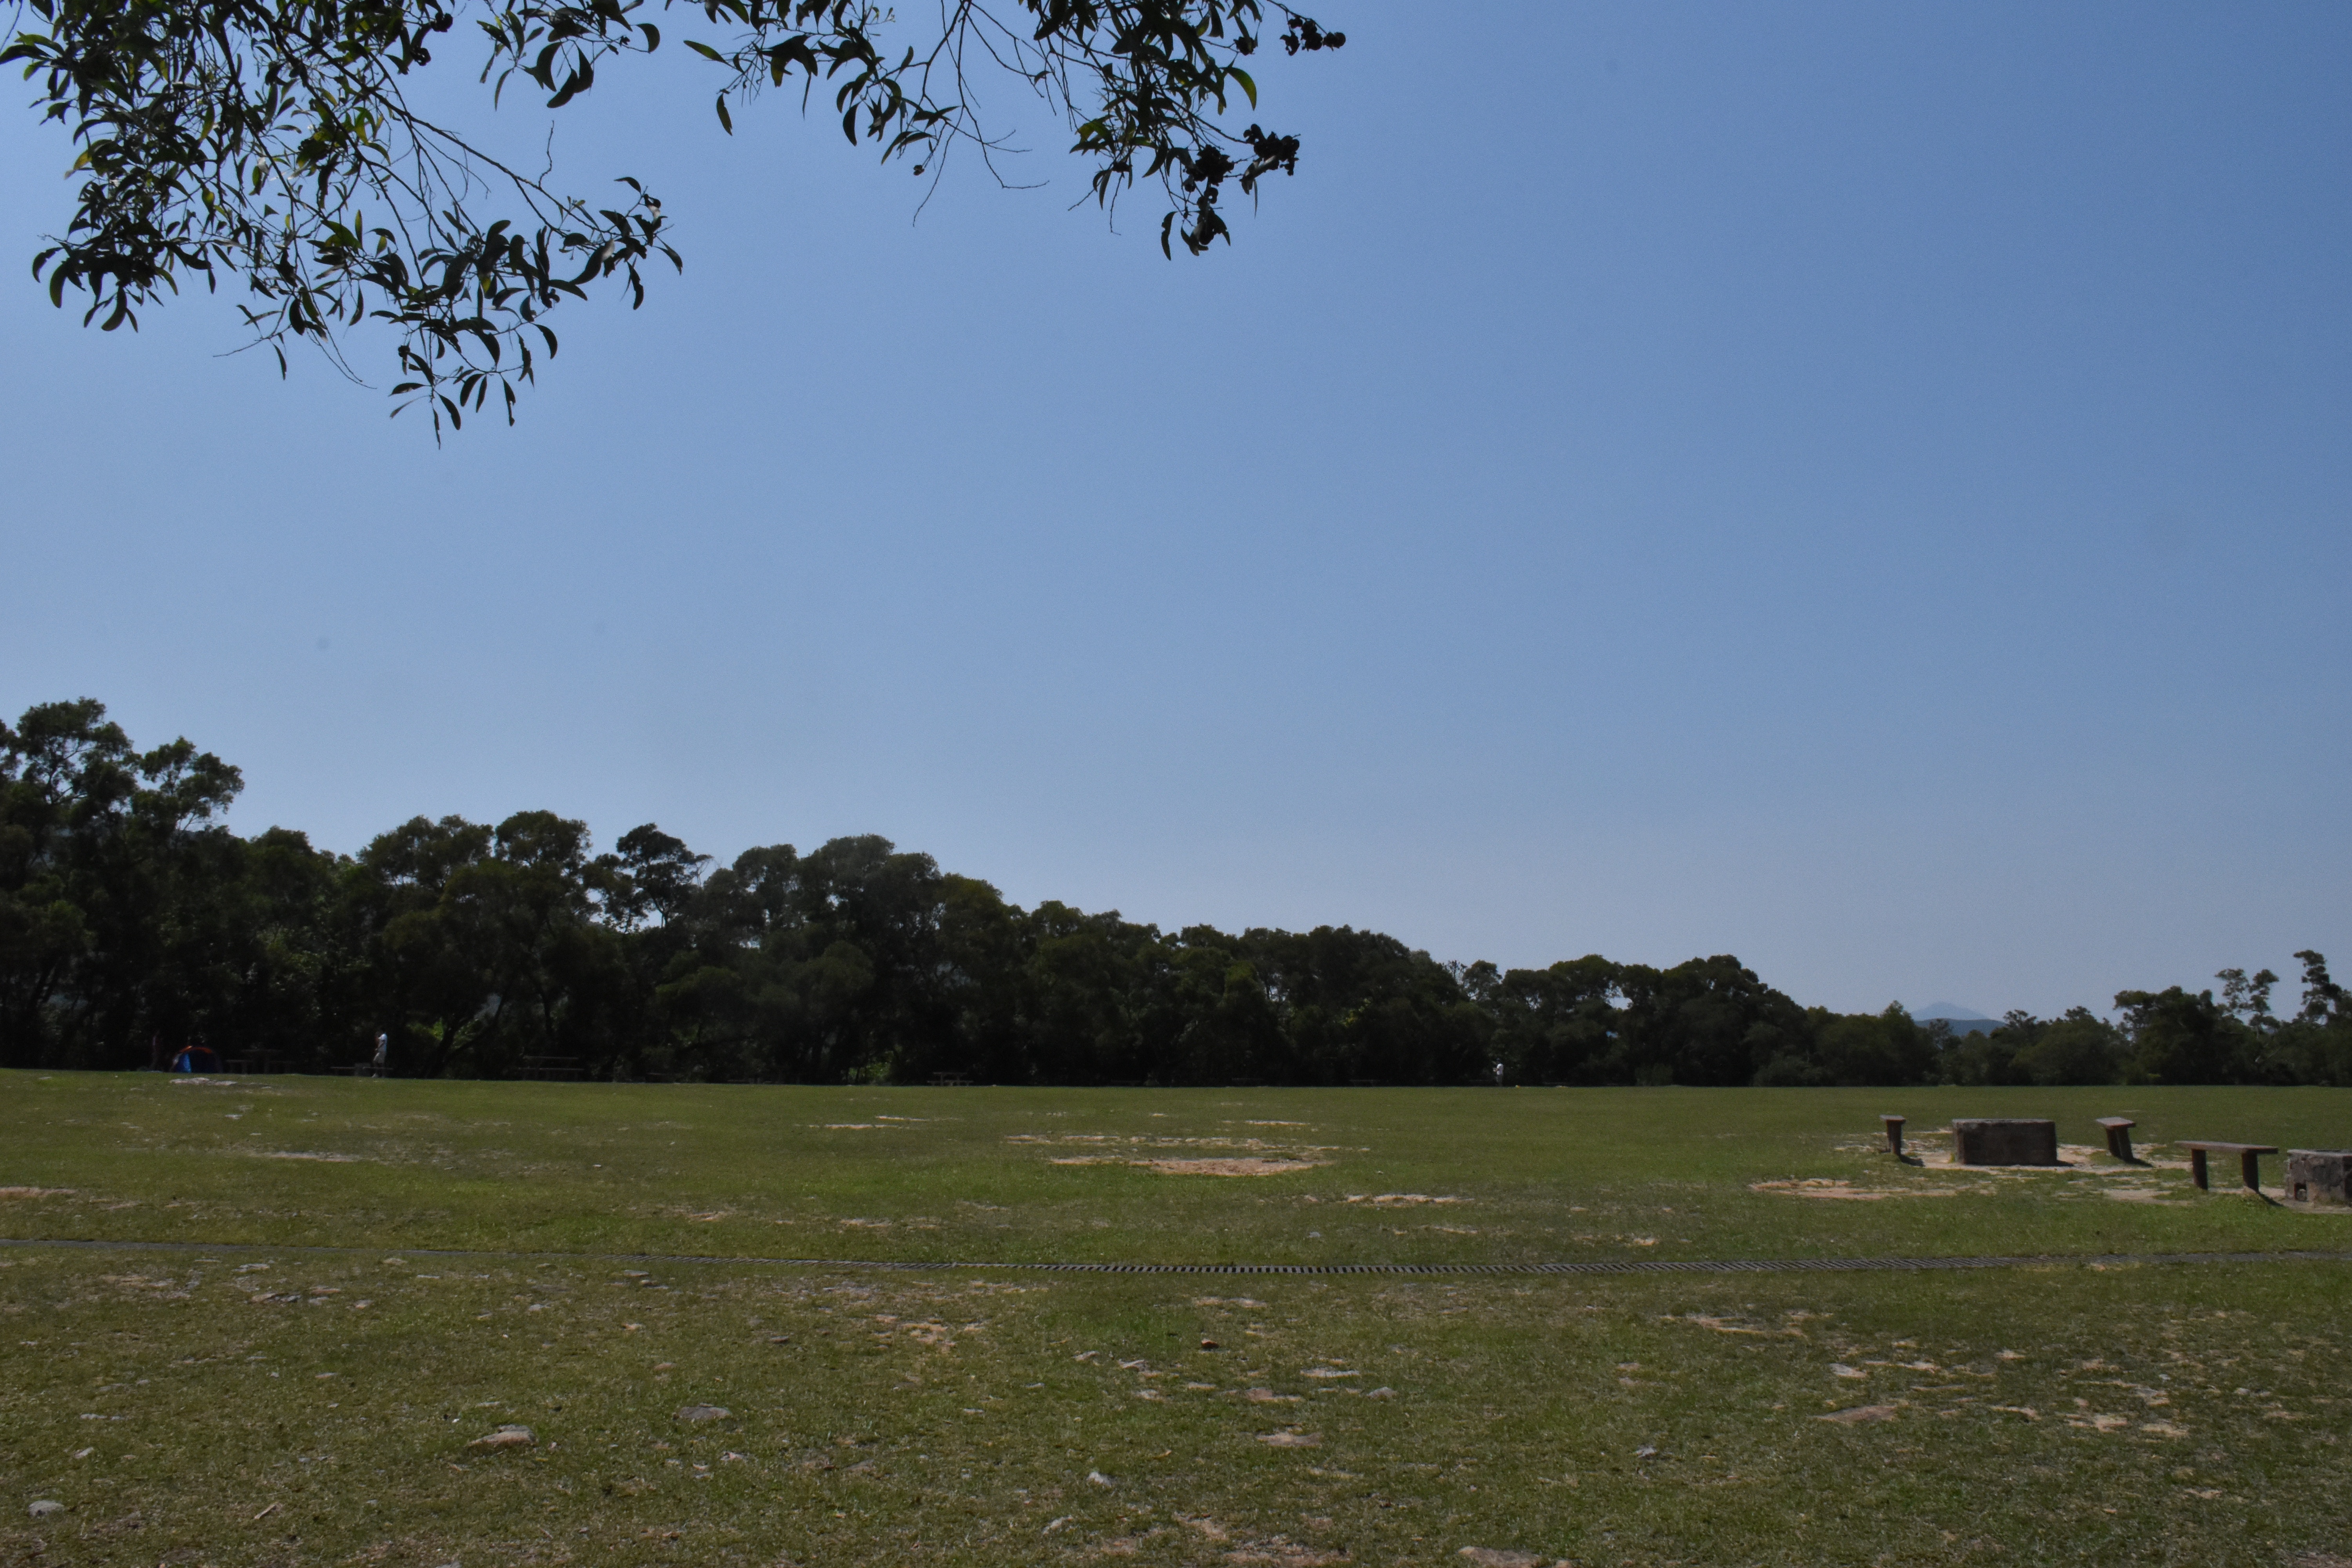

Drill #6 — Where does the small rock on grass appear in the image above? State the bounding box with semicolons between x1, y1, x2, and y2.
29;1501;65;1519
676;1405;730;1423
1458;1551;1557;1568
468;1425;535;1449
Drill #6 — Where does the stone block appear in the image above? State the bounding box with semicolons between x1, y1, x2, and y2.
2285;1150;2352;1206
1951;1118;2060;1166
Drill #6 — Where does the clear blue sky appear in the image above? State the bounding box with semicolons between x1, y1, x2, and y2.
4;2;2346;1018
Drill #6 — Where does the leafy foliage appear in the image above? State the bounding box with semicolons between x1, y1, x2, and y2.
3;0;1344;433
12;699;2348;1086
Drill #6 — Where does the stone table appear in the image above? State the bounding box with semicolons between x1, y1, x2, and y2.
1951;1118;2060;1166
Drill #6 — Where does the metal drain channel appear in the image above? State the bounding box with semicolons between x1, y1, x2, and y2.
3;1237;2348;1276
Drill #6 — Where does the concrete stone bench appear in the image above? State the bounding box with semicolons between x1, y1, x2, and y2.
1951;1118;2060;1166
2179;1141;2278;1193
2095;1116;2139;1162
2286;1150;2352;1205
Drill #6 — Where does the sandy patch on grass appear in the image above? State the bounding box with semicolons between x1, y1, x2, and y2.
1046;1156;1328;1176
1228;1544;1348;1566
1150;1157;1325;1176
1912;1151;2080;1171
1670;1313;1800;1338
1343;1193;1466;1205
1021;1133;1343;1158
252;1150;361;1162
468;1424;534;1449
1818;1404;1901;1424
1022;1133;1352;1175
0;1187;75;1198
1750;1179;1958;1200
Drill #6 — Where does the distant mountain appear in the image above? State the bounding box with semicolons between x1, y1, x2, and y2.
1911;1002;1995;1036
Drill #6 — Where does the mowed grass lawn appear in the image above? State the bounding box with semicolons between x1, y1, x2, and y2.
2;1073;2349;1566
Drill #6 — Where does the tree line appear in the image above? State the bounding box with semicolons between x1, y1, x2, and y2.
6;699;2349;1086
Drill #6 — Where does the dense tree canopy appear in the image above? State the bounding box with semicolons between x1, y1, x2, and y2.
8;699;2350;1085
3;0;1344;432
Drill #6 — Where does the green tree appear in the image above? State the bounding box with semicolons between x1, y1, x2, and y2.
341;813;501;1076
2009;1007;2125;1085
4;0;1345;432
2271;951;2352;1086
0;699;244;1068
1764;1004;1933;1087
2114;985;2258;1085
1615;955;1810;1087
1486;955;1622;1085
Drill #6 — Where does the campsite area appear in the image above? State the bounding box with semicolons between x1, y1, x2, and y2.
3;1075;2348;1566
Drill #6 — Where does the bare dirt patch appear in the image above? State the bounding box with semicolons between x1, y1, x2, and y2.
1049;1155;1328;1177
1749;1179;1960;1201
1343;1193;1466;1205
1147;1158;1325;1177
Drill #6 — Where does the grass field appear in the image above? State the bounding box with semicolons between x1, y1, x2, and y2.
3;1072;2350;1566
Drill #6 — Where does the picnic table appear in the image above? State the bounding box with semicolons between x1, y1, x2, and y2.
927;1071;974;1087
519;1056;586;1081
2178;1140;2278;1193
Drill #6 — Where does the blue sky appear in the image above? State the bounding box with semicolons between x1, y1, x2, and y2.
3;2;2346;1018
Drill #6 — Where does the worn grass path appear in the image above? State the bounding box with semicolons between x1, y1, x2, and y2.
2;1073;2349;1566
